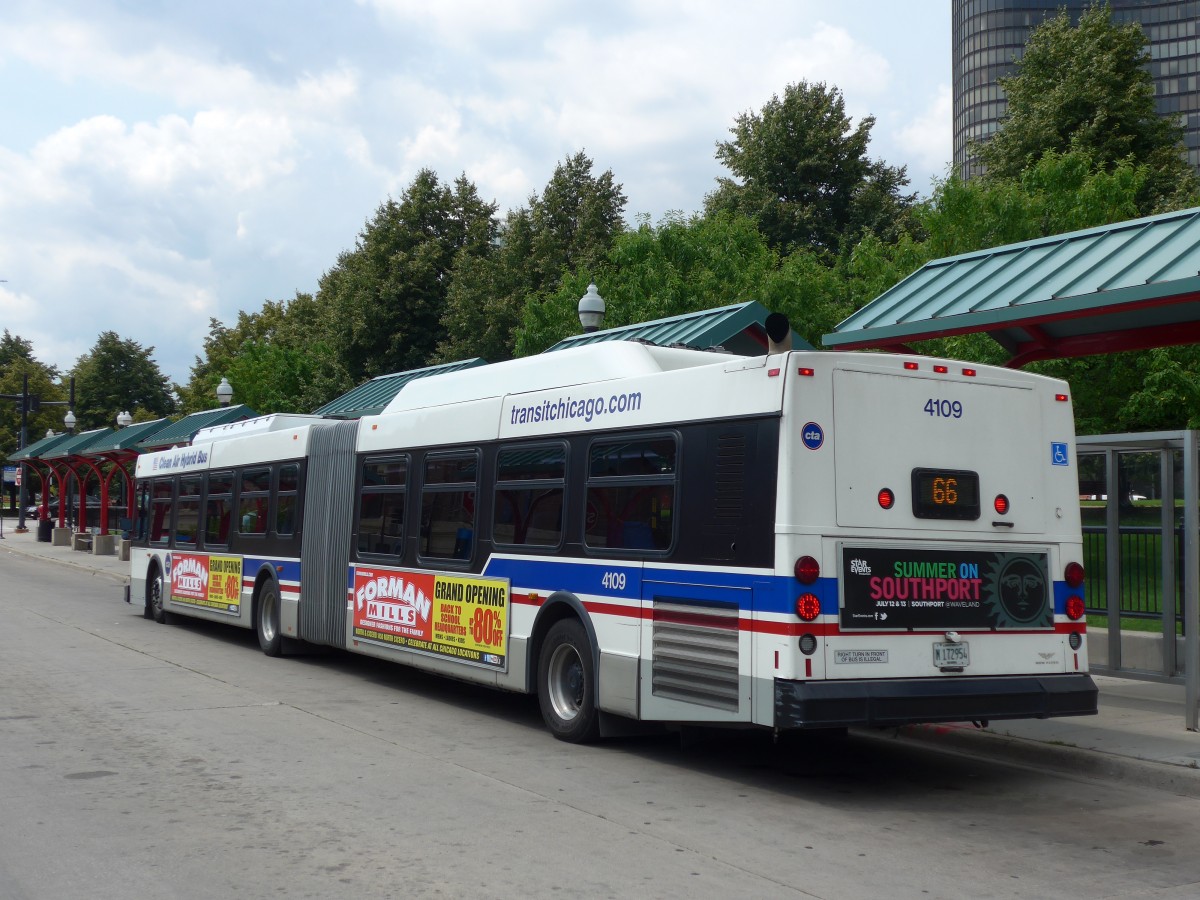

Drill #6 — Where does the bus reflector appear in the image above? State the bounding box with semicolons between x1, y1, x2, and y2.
1055;393;1069;402
933;364;948;374
798;367;815;377
794;555;820;584
962;368;976;377
1065;596;1085;621
994;494;1009;514
904;361;919;370
878;488;895;509
768;368;781;377
796;593;821;621
1064;561;1085;588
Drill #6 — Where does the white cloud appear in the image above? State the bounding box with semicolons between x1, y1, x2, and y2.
895;83;953;188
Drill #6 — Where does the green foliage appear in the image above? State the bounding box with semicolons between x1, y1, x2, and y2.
179;293;352;416
514;212;777;356
0;340;66;458
976;3;1197;212
437;152;626;364
320;170;498;380
70;332;175;431
706;81;916;255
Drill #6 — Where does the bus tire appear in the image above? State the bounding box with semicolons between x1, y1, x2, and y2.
148;564;167;623
537;618;601;743
256;577;283;657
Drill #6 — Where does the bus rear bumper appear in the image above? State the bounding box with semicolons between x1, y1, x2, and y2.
774;674;1098;729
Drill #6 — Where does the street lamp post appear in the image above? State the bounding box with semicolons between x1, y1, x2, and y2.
216;377;233;407
578;284;606;333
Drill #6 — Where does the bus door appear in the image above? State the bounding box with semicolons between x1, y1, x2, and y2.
639;579;752;723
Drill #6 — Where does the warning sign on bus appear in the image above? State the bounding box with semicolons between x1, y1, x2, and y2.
169;552;243;615
351;565;509;670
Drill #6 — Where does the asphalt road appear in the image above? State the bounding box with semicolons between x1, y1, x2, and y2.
2;550;1199;900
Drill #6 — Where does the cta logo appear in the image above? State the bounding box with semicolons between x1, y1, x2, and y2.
802;422;824;450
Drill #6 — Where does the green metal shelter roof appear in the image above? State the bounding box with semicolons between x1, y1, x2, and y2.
40;428;114;461
824;206;1200;367
6;431;74;463
313;359;487;419
547;301;815;356
84;418;173;454
136;404;258;449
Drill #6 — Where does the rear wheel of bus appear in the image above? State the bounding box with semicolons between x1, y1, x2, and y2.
538;618;600;743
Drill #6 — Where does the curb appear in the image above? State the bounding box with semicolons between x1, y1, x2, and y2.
0;539;130;586
859;721;1200;799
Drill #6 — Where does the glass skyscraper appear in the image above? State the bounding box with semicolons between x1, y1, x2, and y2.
952;0;1199;179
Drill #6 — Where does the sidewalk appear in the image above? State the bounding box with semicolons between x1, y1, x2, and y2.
3;521;1199;793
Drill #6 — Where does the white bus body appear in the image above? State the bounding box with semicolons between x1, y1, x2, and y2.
130;343;1096;740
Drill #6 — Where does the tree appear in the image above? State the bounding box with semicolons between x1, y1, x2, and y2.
0;339;64;459
179;293;352;415
437;152;627;363
976;3;1197;212
706;81;916;255
320;170;497;381
70;332;175;430
514;212;776;357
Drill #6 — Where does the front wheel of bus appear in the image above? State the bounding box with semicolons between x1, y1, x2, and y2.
256;578;283;657
538;619;600;743
148;566;167;623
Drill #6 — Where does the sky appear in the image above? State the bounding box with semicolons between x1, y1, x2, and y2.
0;0;952;400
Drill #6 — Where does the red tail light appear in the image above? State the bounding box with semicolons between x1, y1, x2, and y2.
994;494;1009;515
1064;562;1085;588
1065;596;1085;620
794;556;820;584
796;593;821;621
878;488;895;510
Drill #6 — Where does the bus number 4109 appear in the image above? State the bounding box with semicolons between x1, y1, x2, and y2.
924;398;963;418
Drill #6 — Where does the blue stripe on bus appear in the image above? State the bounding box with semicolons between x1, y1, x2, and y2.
243;557;301;582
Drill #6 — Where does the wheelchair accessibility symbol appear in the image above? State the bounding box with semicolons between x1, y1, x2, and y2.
1051;442;1069;466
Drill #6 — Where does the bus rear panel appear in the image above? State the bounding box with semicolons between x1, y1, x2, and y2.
769;354;1095;729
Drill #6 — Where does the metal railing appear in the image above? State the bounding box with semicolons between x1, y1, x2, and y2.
1082;525;1185;630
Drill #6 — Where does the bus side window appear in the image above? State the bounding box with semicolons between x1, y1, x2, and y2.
357;456;407;557
276;464;300;536
238;468;271;536
150;479;174;546
493;444;566;550
584;435;677;552
204;471;234;547
419;452;478;561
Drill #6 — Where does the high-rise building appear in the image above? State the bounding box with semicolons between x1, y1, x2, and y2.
952;0;1199;180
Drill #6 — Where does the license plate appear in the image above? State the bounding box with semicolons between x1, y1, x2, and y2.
933;641;969;668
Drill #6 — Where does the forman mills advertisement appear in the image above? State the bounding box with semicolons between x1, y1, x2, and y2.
352;565;509;670
169;552;244;614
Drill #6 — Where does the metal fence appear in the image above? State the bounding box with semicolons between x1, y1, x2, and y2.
1082;525;1185;630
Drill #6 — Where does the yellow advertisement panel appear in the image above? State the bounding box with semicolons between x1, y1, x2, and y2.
170;552;243;615
352;566;509;669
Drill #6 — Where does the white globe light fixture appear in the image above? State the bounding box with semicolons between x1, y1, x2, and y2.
117;410;133;428
577;283;606;333
216;376;233;407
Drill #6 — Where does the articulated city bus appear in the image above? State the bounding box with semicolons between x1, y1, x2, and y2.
129;340;1097;741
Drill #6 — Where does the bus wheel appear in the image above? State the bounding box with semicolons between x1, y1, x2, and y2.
538;619;601;743
256;577;283;657
148;566;167;623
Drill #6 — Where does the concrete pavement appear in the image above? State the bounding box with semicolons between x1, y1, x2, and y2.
3;519;1199;794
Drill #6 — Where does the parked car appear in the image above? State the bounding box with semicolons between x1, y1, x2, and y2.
26;497;127;523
